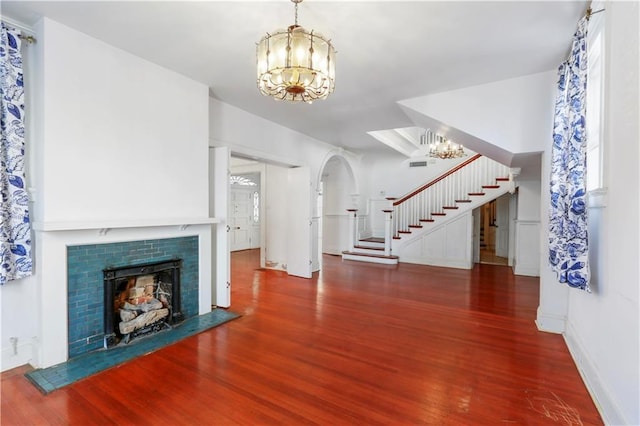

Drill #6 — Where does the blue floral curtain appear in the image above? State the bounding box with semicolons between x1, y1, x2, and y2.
548;17;590;292
0;22;32;284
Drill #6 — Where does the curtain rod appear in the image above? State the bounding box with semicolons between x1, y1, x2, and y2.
17;34;37;44
1;18;37;44
586;7;605;20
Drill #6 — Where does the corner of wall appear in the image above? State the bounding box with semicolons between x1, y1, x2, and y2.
1;337;38;372
564;320;628;425
534;306;565;334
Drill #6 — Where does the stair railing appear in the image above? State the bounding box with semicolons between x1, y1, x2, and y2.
391;155;509;238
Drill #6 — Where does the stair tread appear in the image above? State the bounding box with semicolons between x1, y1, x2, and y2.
455;199;473;203
482;185;500;189
469;192;486;196
408;225;423;228
443;206;459;209
359;237;385;244
419;219;435;222
354;245;384;251
432;213;447;216
342;251;398;259
495;177;510;181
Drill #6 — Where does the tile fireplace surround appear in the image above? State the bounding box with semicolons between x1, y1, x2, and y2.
33;222;214;369
67;236;198;358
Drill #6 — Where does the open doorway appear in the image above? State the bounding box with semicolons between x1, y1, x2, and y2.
229;173;261;252
317;155;358;257
228;155;315;278
474;193;513;266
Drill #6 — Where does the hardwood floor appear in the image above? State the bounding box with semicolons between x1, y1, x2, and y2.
479;248;509;266
2;250;602;425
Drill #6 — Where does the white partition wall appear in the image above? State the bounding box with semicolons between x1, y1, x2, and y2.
1;18;213;370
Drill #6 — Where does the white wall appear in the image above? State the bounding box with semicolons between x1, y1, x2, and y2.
37;19;209;224
516;180;541;221
400;70;557;155
209;98;362;195
363;150;472;200
562;3;639;425
1;18;212;371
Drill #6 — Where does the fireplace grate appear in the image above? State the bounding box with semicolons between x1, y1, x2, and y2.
103;259;183;348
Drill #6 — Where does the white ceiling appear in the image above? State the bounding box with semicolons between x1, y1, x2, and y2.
3;0;586;154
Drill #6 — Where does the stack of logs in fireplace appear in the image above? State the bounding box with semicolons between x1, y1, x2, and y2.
115;275;171;341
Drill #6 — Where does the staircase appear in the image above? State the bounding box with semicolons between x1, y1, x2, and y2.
342;155;512;265
342;236;399;264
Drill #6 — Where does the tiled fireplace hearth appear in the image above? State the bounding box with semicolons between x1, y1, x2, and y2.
67;237;199;358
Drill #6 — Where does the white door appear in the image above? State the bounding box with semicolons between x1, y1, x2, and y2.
287;167;312;278
211;147;230;307
495;195;510;258
230;188;253;251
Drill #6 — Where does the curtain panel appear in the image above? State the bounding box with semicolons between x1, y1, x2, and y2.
0;22;32;284
548;17;590;292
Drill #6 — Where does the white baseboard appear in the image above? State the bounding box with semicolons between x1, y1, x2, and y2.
535;307;565;333
1;339;37;372
564;321;628;426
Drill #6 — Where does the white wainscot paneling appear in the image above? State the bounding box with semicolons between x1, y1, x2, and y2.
513;220;540;276
398;213;473;269
322;214;349;255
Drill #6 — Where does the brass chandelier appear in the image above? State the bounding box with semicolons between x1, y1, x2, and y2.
256;0;336;103
422;130;466;160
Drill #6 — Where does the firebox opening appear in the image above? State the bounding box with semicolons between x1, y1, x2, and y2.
104;259;184;348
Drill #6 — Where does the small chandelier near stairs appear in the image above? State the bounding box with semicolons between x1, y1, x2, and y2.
422;131;466;160
256;0;336;103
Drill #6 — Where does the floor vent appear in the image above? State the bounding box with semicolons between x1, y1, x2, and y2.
409;161;427;168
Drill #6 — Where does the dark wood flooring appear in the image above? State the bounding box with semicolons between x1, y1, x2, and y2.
1;250;602;425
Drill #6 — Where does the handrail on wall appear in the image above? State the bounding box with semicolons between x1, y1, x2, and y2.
392;154;483;206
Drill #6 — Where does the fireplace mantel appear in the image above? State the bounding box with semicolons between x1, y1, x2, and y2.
32;219;215;368
33;217;218;233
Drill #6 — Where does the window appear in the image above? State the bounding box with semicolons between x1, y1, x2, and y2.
230;175;257;186
586;8;605;191
253;191;260;223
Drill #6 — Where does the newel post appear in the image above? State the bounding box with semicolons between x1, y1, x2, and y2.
347;209;358;252
383;209;393;256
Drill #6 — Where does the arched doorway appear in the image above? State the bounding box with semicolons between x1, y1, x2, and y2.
315;153;358;266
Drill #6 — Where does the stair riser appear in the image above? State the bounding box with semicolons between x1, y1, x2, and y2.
342;254;398;265
351;247;387;255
